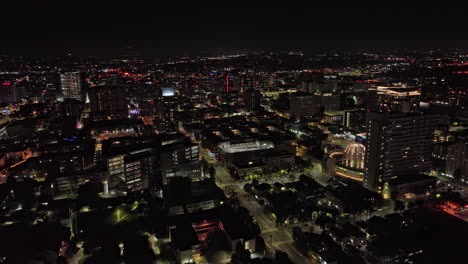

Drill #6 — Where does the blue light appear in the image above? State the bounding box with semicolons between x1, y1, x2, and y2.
162;88;175;97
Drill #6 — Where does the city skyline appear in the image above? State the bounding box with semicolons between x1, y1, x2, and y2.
1;4;468;264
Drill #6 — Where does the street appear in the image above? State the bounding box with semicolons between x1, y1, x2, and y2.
214;165;312;264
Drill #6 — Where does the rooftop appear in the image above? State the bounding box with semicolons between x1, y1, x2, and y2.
387;174;437;186
218;140;274;153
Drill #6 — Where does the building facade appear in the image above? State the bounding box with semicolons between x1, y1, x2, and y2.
446;142;468;183
364;112;437;192
60;72;84;101
88;86;128;119
0;82;26;104
289;93;321;119
243;89;262;112
107;148;154;192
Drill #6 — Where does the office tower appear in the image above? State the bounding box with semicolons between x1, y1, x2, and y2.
220;74;240;93
184;78;209;105
156;88;178;132
446;142;468;183
88;86;128;119
51;98;83;118
232;76;241;92
160;142;201;184
320;92;344;111
0;82;26;103
364;112;438;192
241;73;255;91
224;74;232;92
208;77;223;97
367;84;421;113
126;83;159;116
300;71;324;92
289;92;321;119
244;89;262;112
344;110;366;132
219;74;241;93
303;81;338;94
107;148;154;192
60;72;84;101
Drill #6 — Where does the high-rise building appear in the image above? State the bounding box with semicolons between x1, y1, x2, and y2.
320;92;344;111
60;72;84;101
107;148;154;192
126;83;159;116
241;73;255;91
0;82;26;103
446;142;468;184
232;76;241;92
224;74;233;92
244;89;262;112
51;98;83;118
302;81;338;94
160;142;201;184
364;112;438;192
344;110;366;132
184;78;210;105
88;86;128;119
300;71;325;93
367;84;421;113
156;88;178;132
290;92;321;119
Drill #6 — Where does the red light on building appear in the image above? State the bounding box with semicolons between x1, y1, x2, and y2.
225;75;230;92
2;82;11;86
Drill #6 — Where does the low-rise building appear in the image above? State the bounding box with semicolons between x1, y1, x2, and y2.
383;174;437;201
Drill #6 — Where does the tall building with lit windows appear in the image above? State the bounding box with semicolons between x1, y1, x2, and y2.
88;86;128;119
366;84;421;113
363;112;438;192
160;142;201;184
289;92;321;119
156;88;178;132
446;142;468;184
107;148;154;192
60;72;84;101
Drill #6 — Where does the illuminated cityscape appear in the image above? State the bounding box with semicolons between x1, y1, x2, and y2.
0;4;467;264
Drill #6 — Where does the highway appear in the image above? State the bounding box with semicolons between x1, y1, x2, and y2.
214;165;312;264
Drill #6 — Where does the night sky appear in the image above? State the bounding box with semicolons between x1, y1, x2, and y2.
2;2;468;57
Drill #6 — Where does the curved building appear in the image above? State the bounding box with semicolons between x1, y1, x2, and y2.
332;142;365;182
343;142;365;170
